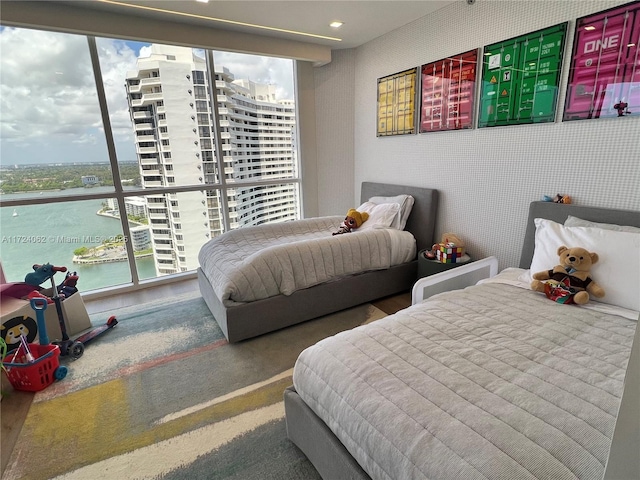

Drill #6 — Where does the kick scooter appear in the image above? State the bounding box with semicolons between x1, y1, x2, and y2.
28;264;118;359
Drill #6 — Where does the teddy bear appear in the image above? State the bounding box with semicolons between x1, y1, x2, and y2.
530;245;605;305
333;209;369;235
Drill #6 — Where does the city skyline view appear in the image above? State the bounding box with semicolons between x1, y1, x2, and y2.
0;25;302;289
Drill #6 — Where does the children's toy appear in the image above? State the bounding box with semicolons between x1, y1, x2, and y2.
542;194;572;204
530;246;605;305
2;342;67;392
424;233;468;263
28;264;118;359
18;334;35;362
26;290;54;304
30;297;51;345
25;263;57;287
1;315;38;351
424;244;438;260
0;282;42;299
333;209;369;235
58;271;79;298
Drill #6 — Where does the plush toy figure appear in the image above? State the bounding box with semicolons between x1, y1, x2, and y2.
531;245;605;305
333;209;369;235
542;194;572;204
25;263;55;287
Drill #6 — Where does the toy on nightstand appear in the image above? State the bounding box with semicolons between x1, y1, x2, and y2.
425;244;438;260
433;233;467;264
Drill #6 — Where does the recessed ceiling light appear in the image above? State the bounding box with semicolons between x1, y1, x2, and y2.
97;0;342;42
329;21;344;29
196;0;209;3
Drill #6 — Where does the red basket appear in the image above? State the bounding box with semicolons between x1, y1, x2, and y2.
2;344;62;392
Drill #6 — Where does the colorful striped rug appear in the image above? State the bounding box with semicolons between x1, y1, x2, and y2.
3;292;387;480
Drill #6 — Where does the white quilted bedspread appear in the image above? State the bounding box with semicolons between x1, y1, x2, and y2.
293;274;637;480
198;216;415;304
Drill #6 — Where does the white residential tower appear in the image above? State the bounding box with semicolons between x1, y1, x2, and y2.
125;45;298;275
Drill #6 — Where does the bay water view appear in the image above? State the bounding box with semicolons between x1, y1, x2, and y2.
0;187;157;292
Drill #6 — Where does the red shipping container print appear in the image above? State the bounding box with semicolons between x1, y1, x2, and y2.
420;49;479;132
564;1;640;121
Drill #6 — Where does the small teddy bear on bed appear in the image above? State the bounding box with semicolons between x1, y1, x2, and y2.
530;245;605;305
333;208;369;235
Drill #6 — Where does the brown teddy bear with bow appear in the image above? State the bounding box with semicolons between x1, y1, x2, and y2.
531;245;605;305
333;209;369;235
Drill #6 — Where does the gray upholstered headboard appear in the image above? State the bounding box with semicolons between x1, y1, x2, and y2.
519;201;640;269
361;182;439;256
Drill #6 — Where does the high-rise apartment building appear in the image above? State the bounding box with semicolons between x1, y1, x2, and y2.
125;45;298;275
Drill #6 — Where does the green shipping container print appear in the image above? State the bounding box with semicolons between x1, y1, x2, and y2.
478;22;568;128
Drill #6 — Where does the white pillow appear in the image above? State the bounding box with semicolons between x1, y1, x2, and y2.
368;194;415;230
527;218;640;312
356;201;401;230
565;215;640;234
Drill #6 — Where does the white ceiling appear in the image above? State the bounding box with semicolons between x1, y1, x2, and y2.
64;0;457;49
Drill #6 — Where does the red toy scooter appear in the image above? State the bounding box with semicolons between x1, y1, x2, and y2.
28;264;118;360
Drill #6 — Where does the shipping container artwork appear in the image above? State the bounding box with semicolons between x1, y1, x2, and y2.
478;23;568;128
420;49;479;132
564;1;640;121
377;68;417;136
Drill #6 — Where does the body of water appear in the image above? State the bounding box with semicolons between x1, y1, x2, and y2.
0;187;157;291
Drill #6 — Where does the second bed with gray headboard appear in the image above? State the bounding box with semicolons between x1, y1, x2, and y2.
197;182;439;342
286;200;640;480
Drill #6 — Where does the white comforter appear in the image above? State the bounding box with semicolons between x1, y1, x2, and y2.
198;216;416;305
293;271;637;480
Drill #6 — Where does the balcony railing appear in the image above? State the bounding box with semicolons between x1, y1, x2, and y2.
136;146;158;154
141;93;163;103
139;157;159;165
140;77;162;86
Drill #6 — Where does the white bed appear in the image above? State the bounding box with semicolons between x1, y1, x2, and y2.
198;217;416;305
285;201;640;480
197;182;439;342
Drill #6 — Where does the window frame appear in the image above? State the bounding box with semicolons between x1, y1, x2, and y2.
0;29;303;298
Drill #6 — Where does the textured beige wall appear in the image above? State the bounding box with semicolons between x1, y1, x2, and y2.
315;0;639;269
313;49;357;217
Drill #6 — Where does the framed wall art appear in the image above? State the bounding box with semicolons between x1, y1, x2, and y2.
563;1;640;121
419;49;479;133
478;22;568;128
377;68;418;136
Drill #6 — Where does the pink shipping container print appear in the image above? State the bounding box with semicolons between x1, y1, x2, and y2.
420;49;479;132
564;1;640;121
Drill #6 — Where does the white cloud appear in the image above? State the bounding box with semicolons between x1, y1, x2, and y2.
0;28;296;166
214;51;294;100
0;29;99;137
95;37;141;160
0;28;110;164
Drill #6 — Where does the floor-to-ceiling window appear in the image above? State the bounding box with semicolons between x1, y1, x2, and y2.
0;26;300;292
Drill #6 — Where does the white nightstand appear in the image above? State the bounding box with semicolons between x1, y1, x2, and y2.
412;256;499;305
